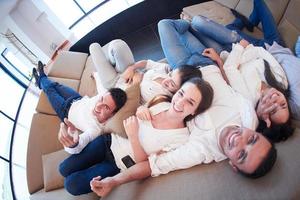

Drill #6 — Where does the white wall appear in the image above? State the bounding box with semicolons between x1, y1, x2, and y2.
10;0;67;59
0;0;79;65
0;0;18;22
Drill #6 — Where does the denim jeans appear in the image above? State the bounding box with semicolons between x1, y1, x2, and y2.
59;134;120;195
39;76;82;121
190;0;284;51
158;19;215;69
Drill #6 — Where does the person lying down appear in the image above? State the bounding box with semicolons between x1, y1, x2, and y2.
90;66;277;197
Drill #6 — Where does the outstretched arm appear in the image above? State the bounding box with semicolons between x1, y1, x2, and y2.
91;161;151;197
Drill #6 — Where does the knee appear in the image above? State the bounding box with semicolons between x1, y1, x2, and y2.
58;162;68;177
59;160;70;177
89;42;102;55
107;39;134;72
64;174;88;196
158;19;173;30
64;175;81;196
191;15;209;27
158;19;190;34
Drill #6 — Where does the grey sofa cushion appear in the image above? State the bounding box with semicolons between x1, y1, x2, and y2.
103;128;300;200
30;188;98;200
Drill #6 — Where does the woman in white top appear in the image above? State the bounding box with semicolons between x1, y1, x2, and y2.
122;60;203;104
90;42;202;104
202;40;290;128
60;77;213;195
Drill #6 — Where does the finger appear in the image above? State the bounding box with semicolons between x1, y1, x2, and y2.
270;94;279;103
64;118;76;131
59;136;68;146
262;104;276;114
60;135;72;147
265;118;271;128
73;131;79;143
145;111;152;120
91;180;101;188
129;78;133;84
91;176;101;184
203;48;209;53
59;123;65;137
202;52;209;56
62;130;74;146
261;93;272;104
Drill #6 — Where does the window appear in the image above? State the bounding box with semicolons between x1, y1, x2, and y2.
0;160;13;200
43;0;144;38
0;62;38;200
1;48;35;87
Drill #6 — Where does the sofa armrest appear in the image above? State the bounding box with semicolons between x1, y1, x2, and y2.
47;50;88;80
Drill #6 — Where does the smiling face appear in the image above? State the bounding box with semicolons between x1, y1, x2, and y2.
169;82;202;120
93;93;117;123
219;126;271;174
266;88;289;124
161;69;182;93
257;88;290;124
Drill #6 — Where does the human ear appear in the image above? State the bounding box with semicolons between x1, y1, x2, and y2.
229;161;238;173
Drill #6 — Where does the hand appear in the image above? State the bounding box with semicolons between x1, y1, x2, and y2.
256;89;280;127
90;176;117;197
132;72;143;85
136;105;152;121
239;39;250;48
58;118;79;148
202;48;220;62
123;116;139;139
122;66;135;84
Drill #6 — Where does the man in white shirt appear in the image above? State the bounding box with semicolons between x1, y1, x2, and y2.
32;62;127;153
90;66;277;197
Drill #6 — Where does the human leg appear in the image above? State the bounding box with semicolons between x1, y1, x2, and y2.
225;18;245;31
59;135;111;177
39;76;81;121
65;160;120;195
158;19;214;69
189;27;226;54
191;16;243;46
60;135;120;195
249;0;284;46
89;43;119;89
227;0;284;47
107;39;135;73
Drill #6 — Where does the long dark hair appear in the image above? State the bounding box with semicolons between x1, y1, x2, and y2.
176;65;202;86
264;60;289;97
260;60;294;142
256;118;294;143
147;95;171;108
184;77;214;122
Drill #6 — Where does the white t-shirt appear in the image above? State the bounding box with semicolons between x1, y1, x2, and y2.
114;60;173;103
110;102;190;171
64;94;105;154
140;60;173;103
148;65;258;176
223;43;288;106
